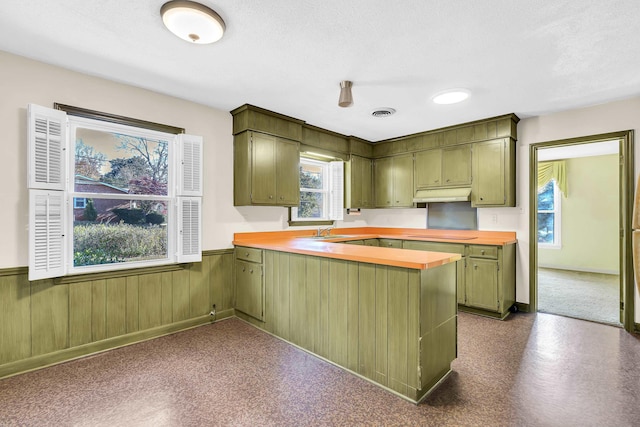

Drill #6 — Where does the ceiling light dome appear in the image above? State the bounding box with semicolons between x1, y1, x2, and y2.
161;1;226;44
432;89;471;105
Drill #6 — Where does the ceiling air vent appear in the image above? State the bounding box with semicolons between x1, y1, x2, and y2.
371;108;396;118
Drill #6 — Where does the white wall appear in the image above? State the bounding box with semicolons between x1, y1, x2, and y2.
517;98;640;323
2;50;638;323
0;50;288;268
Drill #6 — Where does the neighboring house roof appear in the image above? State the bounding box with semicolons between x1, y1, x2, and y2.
74;175;128;193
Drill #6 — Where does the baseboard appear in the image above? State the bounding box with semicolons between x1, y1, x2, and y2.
0;308;235;380
538;264;618;275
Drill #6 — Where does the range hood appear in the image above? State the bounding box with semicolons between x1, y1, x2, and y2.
413;187;471;203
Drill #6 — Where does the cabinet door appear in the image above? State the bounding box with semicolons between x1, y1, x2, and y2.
250;133;276;204
235;260;264;320
360;157;374;208
275;138;300;206
472;139;505;206
457;258;466;304
442;145;471;186
466;258;499;311
392;154;414;207
347;155;368;208
374;157;393;207
415;149;442;188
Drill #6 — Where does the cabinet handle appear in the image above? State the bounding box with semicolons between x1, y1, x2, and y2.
279;196;283;200
434;180;439;183
242;267;246;272
481;250;485;255
269;195;273;199
480;197;484;201
474;264;478;270
446;179;450;182
249;269;253;274
245;252;249;257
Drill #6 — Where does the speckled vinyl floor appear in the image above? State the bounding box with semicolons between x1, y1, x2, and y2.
1;312;639;426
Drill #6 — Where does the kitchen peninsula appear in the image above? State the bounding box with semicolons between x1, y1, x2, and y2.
232;227;516;403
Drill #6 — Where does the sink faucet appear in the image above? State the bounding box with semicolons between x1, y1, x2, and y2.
317;226;334;237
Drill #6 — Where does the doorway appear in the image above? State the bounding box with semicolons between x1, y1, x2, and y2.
529;131;635;332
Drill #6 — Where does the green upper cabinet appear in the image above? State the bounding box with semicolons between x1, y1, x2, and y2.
374;157;393;208
471;138;515;207
345;155;373;209
374;154;414;208
234;131;300;206
442;145;472;186
415;145;471;189
415;150;441;188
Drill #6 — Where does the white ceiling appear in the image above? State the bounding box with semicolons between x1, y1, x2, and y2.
1;0;640;142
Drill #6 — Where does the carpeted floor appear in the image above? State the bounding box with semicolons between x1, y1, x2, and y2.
538;267;621;326
2;313;640;426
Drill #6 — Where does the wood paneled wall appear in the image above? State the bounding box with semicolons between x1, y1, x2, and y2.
0;250;234;379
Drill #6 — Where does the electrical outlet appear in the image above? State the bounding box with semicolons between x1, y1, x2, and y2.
492;214;498;224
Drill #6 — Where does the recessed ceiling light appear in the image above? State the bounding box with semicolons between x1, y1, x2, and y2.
161;1;226;44
432;89;471;105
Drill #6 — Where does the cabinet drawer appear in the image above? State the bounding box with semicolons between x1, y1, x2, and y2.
468;245;498;259
403;240;465;255
378;239;402;248
235;246;263;263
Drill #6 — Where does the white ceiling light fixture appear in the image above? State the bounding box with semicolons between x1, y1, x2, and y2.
432;89;471;105
338;81;353;107
161;1;226;44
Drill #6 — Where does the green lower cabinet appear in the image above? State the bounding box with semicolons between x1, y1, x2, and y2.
457;258;466;305
254;250;456;403
402;240;516;319
466;258;499;311
234;247;265;321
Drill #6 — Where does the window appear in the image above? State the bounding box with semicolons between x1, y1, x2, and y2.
537;179;561;248
290;157;344;223
27;104;203;280
73;197;86;209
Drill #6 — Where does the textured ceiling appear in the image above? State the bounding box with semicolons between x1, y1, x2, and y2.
1;0;639;141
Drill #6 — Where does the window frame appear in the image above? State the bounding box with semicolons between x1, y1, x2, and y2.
27;103;202;281
289;157;344;226
537;179;562;249
73;197;87;209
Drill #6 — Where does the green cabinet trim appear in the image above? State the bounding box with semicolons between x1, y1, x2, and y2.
231;104;304;140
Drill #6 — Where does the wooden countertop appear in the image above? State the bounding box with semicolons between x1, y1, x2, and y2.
233;227;516;270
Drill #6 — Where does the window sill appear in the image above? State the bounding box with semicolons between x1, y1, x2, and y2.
539;243;562;250
288;219;335;227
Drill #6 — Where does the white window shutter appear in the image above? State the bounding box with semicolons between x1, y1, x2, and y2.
177;134;203;196
177;197;202;263
29;189;66;280
329;161;344;221
28;104;67;190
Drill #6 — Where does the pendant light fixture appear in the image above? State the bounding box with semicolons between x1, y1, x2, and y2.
161;1;226;44
338;81;353;107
